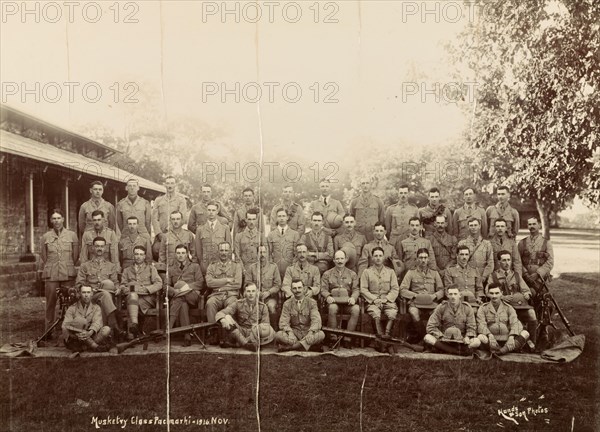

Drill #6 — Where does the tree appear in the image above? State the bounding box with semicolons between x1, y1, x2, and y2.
454;0;600;238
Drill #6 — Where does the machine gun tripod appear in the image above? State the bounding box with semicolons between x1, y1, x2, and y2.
36;286;78;346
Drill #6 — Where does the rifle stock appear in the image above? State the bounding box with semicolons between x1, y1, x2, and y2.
116;322;216;354
323;326;424;352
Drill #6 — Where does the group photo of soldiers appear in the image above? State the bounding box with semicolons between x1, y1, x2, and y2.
41;175;558;358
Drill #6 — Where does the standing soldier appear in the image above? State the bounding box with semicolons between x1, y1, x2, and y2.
358;222;401;278
453;187;488;241
458;217;494;284
119;216;152;270
349;177;385;242
232;187;262;241
518;216;554;289
396;217;437;273
234;209;264;274
116;178;151;235
151;175;188;249
78;180;116;238
444;245;485;302
333;214;367;273
419;187;455;236
269;184;306;235
247;245;282;329
308;179;346;237
490;218;522;275
79;210;119;268
40;209;79;333
188;184;230;235
159;211;196;269
385;184;419;245
194;202;232;274
301;212;334;275
427;215;457;278
487;186;520;238
267;208;301;279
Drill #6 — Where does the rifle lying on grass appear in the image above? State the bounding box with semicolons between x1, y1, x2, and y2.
116;322;216;354
322;327;424;352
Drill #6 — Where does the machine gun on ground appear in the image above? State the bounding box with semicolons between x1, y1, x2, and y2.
322;327;424;353
116;322;216;354
36;287;78;346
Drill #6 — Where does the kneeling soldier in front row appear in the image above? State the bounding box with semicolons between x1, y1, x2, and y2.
424;285;481;355
477;283;530;355
216;283;275;351
62;285;112;352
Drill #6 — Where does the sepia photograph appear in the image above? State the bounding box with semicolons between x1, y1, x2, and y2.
0;1;598;431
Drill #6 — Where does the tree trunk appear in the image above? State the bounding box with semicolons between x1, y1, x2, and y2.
535;199;551;239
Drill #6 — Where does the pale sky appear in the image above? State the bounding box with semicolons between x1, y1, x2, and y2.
1;0;476;162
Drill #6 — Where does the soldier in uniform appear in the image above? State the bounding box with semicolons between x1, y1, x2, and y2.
486;185;520;238
453;187;488;241
360;247;400;339
247;245;282;329
458;217;494;284
234;209;264;274
269;184;306;235
40;209;79;333
477;283;530;355
194;202;232;274
333;214;367;273
385;184;419;245
281;243;321;298
205;242;243;324
301;211;334;275
418;187;455;237
423;285;481;354
119;216;152;270
518;216;554;289
444;245;485;302
75;236;123;338
151;175;188;246
159;211;196;270
78;181;116;238
116;178;152;235
120;245;163;337
487;250;538;346
349;177;385;242
216;282;275;351
427;215;457;278
321;250;360;346
188;184;230;235
232;187;262;240
308;178;346;237
267;208;301;279
275;278;325;352
490;218;522;275
62;285;112;352
358;222;400;277
396;217;437;274
166;244;205;346
79;210;119;268
399;248;445;341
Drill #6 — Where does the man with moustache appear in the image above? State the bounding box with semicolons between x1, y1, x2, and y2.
396;217;437;273
205;242;243;324
453;187;488;241
234;209;265;274
119;216;153;270
247;244;282;329
333;214;367;273
79;210;119;268
301;211;335;275
427;215;458;278
78;181;116;237
232;187;263;240
358;222;401;278
308;178;346;237
269;184;306;235
487;185;520;238
518;216;554;289
281;243;321;299
195;202;232;274
419;187;455;236
349;177;385;242
458;217;494;284
267;207;301;279
385;184;419;245
490;218;522;275
116;178;152;235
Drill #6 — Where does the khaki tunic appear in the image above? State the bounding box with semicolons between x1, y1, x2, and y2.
458;236;494;280
278;297;322;339
282;262;321;298
321;266;359;300
266;226;300;278
78;198;116;237
159;228;196;267
349;193;385;242
444;264;483;298
399;268;444;301
215;299;270;329
418;204;455;236
232;204;263;240
384;202;419;243
75;258;119;291
269;201;306;234
152;192;188;235
194;221;232;270
234;228;265;270
426;301;477;338
360;265;400;304
117;195;152;234
486;203;520;238
476;300;523;337
489;234;522;275
358;239;399;277
40;229;79;281
118;231;152;269
427;231;458;272
79;228;119;267
396;235;437;271
453;204;488;241
308;196;346;235
167;260;204;291
518;234;554;279
248;261;281;297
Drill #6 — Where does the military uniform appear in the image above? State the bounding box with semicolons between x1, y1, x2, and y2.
79;227;119;268
116;195;152;234
234;228;265;273
427;231;457;276
248;261;281;315
358;239;399;277
205;259;243;323
159;227;196;268
266;226;300;279
360;265;400;320
269;201;306;235
384;202;419;244
120;262;163;313
349;193;385;242
275;297;325;350
458;236;494;281
490;234;522;275
453;204;488;241
444;263;484;299
78;198;116;237
321;266;360;331
118;230;152;270
232;204;263;240
418;204;455;236
215;299;274;346
300;229;334;272
75;258;120;319
333;230;367;272
486;203;520;238
400;268;444;322
308;196;346;236
152;192;188;235
167;260;204;328
518;234;554;280
61;301;111;352
194;220;232;274
476;300;524;340
396;235;437;272
281;262;321;298
40;228;79;328
426;300;477;340
188;200;230;235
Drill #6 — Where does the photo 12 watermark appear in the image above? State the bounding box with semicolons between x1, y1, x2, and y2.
201;161;340;183
202;82;340;103
1;1;140;24
200;1;339;24
400;162;476;184
400;82;479;104
1;81;140;104
400;0;501;24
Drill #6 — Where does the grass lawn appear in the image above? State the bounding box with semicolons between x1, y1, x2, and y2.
1;273;598;432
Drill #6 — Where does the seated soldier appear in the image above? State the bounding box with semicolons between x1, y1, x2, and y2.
247;244;282;329
75;236;124;339
275;279;325;352
399;248;444;342
166;244;205;346
488;250;538;346
360;247;400;340
281;243;321;299
477;283;530;355
62;285;112;352
321;250;360;347
205;242;243;327
215;282;275;351
423;285;481;355
120;245;163;337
